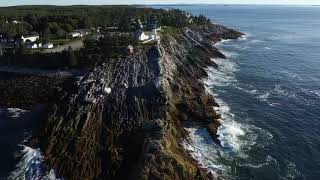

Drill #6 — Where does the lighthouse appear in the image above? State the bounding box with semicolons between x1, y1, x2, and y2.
153;27;157;40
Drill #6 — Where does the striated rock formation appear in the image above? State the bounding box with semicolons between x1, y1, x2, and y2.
36;25;242;179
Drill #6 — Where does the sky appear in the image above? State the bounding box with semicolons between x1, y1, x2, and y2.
1;0;320;6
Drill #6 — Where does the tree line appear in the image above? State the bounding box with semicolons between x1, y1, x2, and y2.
0;6;211;39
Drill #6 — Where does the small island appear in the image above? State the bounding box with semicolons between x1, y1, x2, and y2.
0;5;243;180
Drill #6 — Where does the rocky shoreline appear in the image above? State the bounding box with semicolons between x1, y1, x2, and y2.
0;22;243;179
27;24;243;179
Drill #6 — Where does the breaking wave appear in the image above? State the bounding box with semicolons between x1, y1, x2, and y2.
9;145;60;180
2;107;61;180
205;57;238;87
183;94;273;178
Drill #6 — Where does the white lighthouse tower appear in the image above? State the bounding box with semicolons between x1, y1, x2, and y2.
153;27;157;40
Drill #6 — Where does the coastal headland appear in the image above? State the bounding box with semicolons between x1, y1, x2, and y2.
0;6;243;179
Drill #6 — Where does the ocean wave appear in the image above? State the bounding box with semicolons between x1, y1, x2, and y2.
184;35;282;179
4;108;28;118
272;84;302;101
217;121;245;152
205;58;238;87
300;88;320;99
239;34;249;41
257;92;270;102
248;39;262;44
214;39;231;46
235;86;259;95
219;49;239;58
183;95;272;178
214;97;269;153
183;127;229;178
9;145;61;180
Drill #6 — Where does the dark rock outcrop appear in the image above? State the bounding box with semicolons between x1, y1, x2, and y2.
35;25;242;179
0;72;67;109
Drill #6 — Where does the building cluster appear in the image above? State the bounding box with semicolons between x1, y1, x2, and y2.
20;35;54;49
0;33;54;50
68;29;92;38
135;19;161;44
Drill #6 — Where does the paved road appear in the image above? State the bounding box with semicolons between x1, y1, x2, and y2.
44;40;84;53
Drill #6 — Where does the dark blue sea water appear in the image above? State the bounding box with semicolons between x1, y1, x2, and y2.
155;5;320;180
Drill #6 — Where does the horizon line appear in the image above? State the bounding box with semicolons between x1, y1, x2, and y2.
1;3;320;7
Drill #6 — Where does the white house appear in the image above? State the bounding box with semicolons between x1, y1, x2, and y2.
27;43;38;49
43;43;54;49
68;32;81;38
137;31;149;41
149;34;155;40
76;29;91;36
21;35;39;43
12;20;21;24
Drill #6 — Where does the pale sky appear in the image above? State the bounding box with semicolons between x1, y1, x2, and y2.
1;0;320;6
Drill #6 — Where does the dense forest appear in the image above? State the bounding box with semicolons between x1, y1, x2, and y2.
0;5;210;38
0;33;141;69
0;6;212;69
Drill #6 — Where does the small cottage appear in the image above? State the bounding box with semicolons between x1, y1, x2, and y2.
137;31;149;41
27;43;38;49
76;29;91;36
21;35;39;43
12;20;21;24
43;43;54;49
68;32;81;38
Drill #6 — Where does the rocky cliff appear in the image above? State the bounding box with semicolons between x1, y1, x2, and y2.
35;25;242;179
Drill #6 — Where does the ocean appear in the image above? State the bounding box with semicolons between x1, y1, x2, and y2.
155;4;320;180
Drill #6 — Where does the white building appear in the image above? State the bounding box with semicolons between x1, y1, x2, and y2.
76;29;91;36
43;43;54;49
27;43;38;49
152;28;160;40
138;32;149;41
68;32;81;38
21;35;39;43
12;20;21;24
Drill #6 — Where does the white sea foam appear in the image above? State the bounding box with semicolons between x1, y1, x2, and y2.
257;92;270;101
306;89;320;98
235;86;259;95
220;49;239;58
9;145;61;180
214;39;231;46
248;39;262;44
205;58;238;87
217;121;245;152
6;108;28;118
183;127;229;178
239;34;249;41
274;84;298;99
184;34;278;179
183;95;267;178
